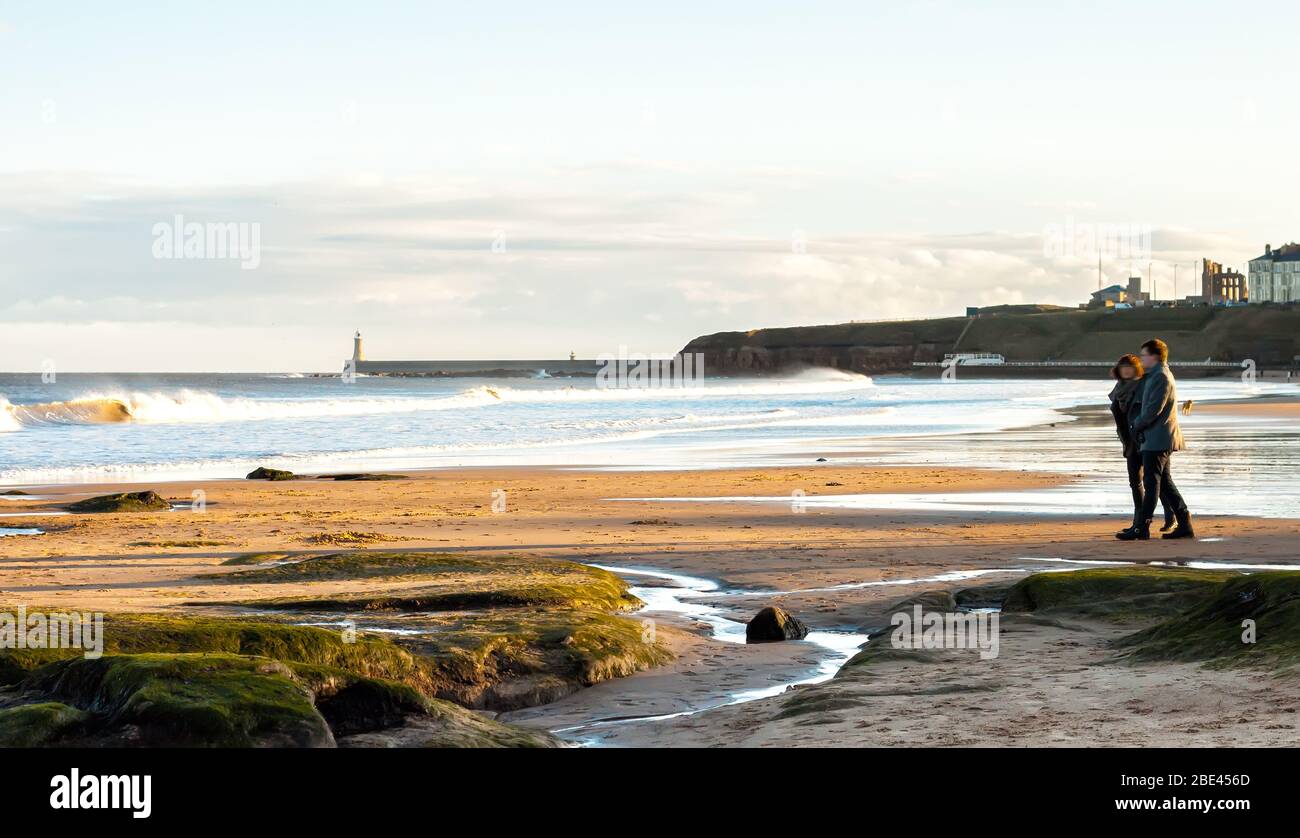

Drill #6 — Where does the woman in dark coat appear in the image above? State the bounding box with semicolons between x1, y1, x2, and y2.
1109;354;1174;535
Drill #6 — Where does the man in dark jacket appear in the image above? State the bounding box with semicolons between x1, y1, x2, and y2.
1117;338;1193;541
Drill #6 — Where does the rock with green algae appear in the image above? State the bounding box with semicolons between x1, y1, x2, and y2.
1000;567;1234;621
202;550;495;583
1115;570;1300;669
338;703;560;748
3;651;561;748
21;653;334;747
188;553;669;709
246;466;296;481
0;606;672;715
391;608;674;710
289;661;559;744
200;551;644;613
0;701;88;747
0;612;431;692
66;491;170;513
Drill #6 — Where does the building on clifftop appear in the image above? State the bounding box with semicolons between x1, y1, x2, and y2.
1249;243;1300;303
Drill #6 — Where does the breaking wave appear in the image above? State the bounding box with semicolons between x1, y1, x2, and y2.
1;397;134;430
0;371;873;430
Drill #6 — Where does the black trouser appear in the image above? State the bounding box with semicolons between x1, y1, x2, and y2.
1125;452;1175;526
1138;450;1188;523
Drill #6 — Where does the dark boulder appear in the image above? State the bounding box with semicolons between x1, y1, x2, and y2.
247;466;296;481
746;606;809;643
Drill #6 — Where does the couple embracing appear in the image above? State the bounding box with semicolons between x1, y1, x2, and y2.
1107;338;1194;541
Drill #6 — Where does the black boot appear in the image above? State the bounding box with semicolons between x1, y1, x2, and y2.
1162;511;1195;540
1160;511;1176;533
1118;508;1143;537
1116;519;1151;541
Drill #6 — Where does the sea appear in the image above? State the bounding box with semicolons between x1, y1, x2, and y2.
2;370;1298;517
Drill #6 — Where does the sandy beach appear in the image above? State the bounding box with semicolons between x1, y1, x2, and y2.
5;446;1299;747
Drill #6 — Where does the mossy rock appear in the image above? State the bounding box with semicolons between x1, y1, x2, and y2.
0;612;431;694
1117;571;1300;668
286;663;559;746
204;551;493;582
227;584;638;614
247;466;296;481
0;701;88;747
66;491;170;513
309;673;429;736
338;702;561;748
4;643;568;747
22;653;334;747
1001;567;1234;621
206;552;643;613
396;609;674;710
0;607;671;715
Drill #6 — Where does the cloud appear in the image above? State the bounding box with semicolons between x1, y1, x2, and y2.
0;172;1263;371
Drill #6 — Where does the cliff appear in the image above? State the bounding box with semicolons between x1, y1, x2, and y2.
680;304;1300;375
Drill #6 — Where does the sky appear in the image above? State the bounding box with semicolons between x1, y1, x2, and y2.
2;0;1298;371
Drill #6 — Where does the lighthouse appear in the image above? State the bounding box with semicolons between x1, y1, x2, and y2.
352;331;365;362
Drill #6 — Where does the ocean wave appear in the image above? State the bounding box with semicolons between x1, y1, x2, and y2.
0;388;502;428
1;397;133;429
0;371;873;430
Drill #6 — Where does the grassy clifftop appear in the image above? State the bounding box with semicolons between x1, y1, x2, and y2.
682;304;1300;374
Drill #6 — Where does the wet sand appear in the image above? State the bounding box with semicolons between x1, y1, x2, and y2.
1193;397;1300;418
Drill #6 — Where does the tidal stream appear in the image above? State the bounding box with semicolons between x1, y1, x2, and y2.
548;550;1295;744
